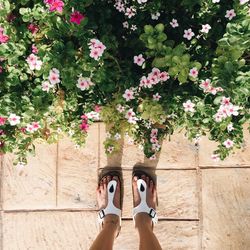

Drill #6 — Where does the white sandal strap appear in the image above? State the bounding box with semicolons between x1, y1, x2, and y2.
133;179;158;225
98;180;122;226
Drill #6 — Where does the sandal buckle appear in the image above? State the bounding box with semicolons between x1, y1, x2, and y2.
99;210;105;219
149;208;156;218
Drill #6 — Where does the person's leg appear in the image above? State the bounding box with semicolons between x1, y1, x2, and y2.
89;176;121;250
133;175;162;250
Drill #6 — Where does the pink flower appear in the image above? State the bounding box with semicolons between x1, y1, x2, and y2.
153;93;161;101
0;33;9;43
170;18;179;28
123;89;135;101
150;129;158;137
201;24;211;34
200;79;211;90
80;122;89;132
225;9;236;20
42;81;52;92
183;100;195;113
8;114;21;126
48;0;64;13
70;11;85;25
32;44;38;54
28;23;39;34
189;67;199;78
48;68;60;85
159;71;170;82
26;54;43;70
223;139;234;149
134;54;145;66
94;105;101;113
0;117;7;126
76;76;94;91
221;97;231;106
227;123;234;132
183;28;195;40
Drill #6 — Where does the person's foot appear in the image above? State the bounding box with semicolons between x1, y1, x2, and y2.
132;174;157;229
97;175;121;234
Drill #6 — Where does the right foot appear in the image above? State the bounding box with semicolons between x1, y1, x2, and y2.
132;174;157;229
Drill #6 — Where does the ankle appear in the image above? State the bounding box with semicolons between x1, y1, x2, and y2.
134;213;152;231
103;215;120;234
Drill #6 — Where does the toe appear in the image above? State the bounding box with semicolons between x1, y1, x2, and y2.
141;175;146;182
107;175;111;183
112;176;120;187
149;180;154;193
100;180;104;192
146;176;150;187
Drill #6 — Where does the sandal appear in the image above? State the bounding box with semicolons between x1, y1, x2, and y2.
97;171;122;237
132;170;158;226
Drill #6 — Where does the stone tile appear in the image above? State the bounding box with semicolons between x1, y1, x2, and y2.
2;143;57;210
199;125;250;167
99;123;197;169
114;220;199;250
122;170;198;219
2;211;99;250
57;123;99;209
202;169;250;250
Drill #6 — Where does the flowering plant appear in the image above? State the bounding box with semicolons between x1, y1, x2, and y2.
0;0;249;164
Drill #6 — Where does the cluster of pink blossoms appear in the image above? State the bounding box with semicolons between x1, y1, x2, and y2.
79;115;89;132
76;75;94;91
26;54;43;71
42;68;60;92
0;117;7;126
114;0;137;18
214;97;240;122
139;68;169;89
0;27;9;44
44;0;64;13
150;128;161;153
199;79;224;95
89;39;106;61
26;122;41;133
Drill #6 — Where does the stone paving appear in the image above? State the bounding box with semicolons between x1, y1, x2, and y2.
0;122;250;250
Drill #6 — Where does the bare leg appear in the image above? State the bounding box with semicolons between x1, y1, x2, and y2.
89;176;121;250
133;175;162;250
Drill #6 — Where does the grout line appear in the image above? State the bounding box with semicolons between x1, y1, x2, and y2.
199;165;250;169
0;155;3;211
197;145;203;250
55;142;59;207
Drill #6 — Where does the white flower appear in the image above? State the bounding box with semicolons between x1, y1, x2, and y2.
212;0;220;3
114;133;121;140
8;113;21;126
116;104;125;113
107;146;114;154
125;7;136;18
211;154;220;162
134;54;145;66
89;39;106;60
131;25;137;31
153;93;161;101
86;111;100;121
201;24;211;34
223;139;234;148
137;0;147;3
76;76;94;91
225;9;236;20
123;21;129;28
170;18;179;28
123;89;135;101
151;12;160;20
183;100;195;113
189;67;199;78
240;0;249;4
42;81;52;92
26;54;43;71
183;28;195;40
227;123;234;132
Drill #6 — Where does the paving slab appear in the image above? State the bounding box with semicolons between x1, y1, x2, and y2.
99;123;197;169
202;169;250;250
2;211;99;250
2;143;57;210
199;125;250;167
57;123;99;209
